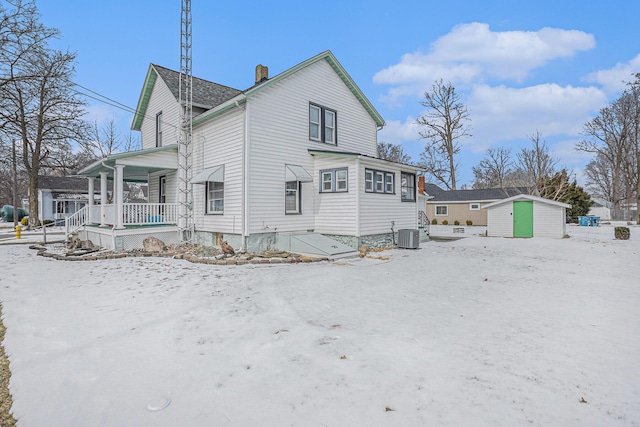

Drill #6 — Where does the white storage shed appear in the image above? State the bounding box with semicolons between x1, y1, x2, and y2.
483;194;571;239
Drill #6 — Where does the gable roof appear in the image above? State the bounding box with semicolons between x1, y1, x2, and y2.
425;185;530;202
483;194;571;209
131;64;242;130
132;50;385;131
244;51;384;127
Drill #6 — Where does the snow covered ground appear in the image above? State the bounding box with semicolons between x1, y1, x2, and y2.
0;224;639;426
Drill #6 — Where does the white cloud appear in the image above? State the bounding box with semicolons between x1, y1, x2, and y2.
585;53;640;94
378;83;608;162
373;22;595;101
468;83;608;145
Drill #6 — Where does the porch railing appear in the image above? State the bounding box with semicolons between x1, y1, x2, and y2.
65;203;178;237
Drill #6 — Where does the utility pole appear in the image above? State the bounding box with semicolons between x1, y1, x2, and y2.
178;0;193;241
12;138;18;228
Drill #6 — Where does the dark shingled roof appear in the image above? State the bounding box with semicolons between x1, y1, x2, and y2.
38;175;119;192
425;184;530;202
152;64;242;109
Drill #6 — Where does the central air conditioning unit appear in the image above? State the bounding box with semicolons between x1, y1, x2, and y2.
397;229;419;249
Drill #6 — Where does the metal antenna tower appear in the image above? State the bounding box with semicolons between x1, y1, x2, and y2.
178;0;193;241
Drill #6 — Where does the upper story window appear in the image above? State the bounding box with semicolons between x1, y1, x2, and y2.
309;103;337;144
435;205;448;216
156;111;163;147
365;169;394;194
320;168;348;193
401;172;416;202
469;203;480;210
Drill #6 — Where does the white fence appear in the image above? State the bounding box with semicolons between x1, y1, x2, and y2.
65;203;178;237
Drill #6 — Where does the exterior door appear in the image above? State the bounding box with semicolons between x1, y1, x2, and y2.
513;201;533;238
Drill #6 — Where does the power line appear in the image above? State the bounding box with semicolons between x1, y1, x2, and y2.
69;82;180;130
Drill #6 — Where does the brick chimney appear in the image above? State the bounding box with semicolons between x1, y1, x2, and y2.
255;64;268;84
418;175;425;195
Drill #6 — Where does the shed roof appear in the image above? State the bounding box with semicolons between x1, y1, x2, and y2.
482;194;571;209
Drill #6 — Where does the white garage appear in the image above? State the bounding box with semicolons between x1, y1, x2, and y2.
483;194;571;239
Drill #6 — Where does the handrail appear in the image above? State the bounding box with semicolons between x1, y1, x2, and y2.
65;203;178;238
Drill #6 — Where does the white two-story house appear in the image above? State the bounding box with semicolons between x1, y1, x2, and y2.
74;51;424;254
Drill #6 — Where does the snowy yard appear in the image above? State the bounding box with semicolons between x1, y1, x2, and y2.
0;224;639;426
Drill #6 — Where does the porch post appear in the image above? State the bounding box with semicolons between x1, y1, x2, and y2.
100;171;108;227
114;164;125;229
87;177;95;224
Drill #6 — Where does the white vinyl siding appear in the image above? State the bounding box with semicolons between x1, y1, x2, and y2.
313;157;357;235
140;74;180;150
358;160;418;236
246;58;377;234
486;202;513;237
533;201;567;238
148;170;177;204
191;108;244;234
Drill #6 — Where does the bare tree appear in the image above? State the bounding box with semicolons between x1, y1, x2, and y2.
517;131;569;200
416;79;471;190
79;118;140;158
577;89;636;210
377;141;412;164
471;147;514;189
584;153;614;202
0;1;87;226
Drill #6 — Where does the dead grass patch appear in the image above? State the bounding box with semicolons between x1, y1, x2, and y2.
0;304;16;427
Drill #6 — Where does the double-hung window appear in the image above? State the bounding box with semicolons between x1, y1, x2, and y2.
285;181;301;214
401;172;416;202
435;205;448;216
206;181;224;214
156;111;163;147
366;169;394;194
319;168;348;193
309;103;337;144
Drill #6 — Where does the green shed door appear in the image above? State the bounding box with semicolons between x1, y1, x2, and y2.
513;201;533;238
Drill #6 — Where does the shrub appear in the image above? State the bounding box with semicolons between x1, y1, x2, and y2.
466;220;473;226
43;219;53;225
442;220;449;225
431;218;438;225
614;227;630;240
20;216;29;226
454;220;460;226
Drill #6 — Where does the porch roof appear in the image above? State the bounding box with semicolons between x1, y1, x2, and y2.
76;145;178;182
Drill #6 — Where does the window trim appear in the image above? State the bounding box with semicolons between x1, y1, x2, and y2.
435;205;448;216
156;111;163;147
365;168;395;194
285;181;301;214
401;172;416;202
309;103;337;145
206;181;224;214
319;168;349;193
469;203;481;211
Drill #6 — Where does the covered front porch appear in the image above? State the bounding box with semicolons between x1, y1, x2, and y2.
68;145;182;250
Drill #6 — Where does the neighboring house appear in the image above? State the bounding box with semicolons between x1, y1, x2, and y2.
424;184;529;226
74;51;424;253
37;175;117;223
587;199;612;221
484;194;571;239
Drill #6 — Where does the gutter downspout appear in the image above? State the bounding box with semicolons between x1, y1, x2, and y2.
355;157;361;241
241;98;250;252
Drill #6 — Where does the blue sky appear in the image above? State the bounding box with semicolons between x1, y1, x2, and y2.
37;0;640;187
